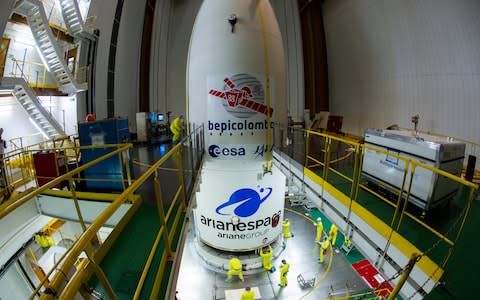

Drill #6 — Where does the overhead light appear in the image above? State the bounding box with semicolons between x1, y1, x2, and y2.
29;117;49;140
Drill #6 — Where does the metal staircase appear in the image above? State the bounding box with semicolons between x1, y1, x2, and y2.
0;77;66;139
58;0;95;40
13;0;86;94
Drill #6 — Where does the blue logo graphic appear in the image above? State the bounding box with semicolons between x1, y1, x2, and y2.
208;145;220;158
216;187;272;217
208;144;246;158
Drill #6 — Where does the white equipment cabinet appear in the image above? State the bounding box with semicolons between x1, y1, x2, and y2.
362;129;465;212
135;112;150;142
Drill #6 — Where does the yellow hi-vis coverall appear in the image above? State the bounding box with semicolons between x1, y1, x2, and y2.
260;245;273;271
320;238;330;263
315;219;323;243
283;220;292;238
170;116;182;143
34;233;54;248
227;257;244;281
279;261;290;287
329;223;338;245
240;289;255;300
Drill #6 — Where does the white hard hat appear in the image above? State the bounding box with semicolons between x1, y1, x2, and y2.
316;217;321;222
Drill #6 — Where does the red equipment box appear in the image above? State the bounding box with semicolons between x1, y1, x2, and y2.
33;151;67;189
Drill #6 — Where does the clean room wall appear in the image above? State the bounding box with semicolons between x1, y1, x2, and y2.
165;0;201;117
114;0;146;133
271;0;305;123
323;0;480;143
38;96;78;136
149;0;172;115
0;97;44;145
89;0;117;119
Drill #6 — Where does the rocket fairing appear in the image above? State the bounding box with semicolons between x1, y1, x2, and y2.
188;0;287;251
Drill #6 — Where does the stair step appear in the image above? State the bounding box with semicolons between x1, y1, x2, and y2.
40;43;52;49
59;79;71;84
38;35;49;42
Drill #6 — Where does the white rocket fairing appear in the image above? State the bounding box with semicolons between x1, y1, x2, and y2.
188;0;287;251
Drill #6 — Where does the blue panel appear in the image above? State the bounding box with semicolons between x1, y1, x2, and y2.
78;118;132;191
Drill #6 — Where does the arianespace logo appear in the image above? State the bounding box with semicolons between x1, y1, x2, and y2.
209;74;273;118
199;187;281;240
216;187;272;217
208;144;245;158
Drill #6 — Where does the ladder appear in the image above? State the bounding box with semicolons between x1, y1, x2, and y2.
14;0;87;94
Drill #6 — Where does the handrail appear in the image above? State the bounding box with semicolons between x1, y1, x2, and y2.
0;143;131;218
40;141;185;299
296;125;479;287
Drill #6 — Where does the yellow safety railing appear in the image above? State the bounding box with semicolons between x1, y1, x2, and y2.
0;141;132;214
6;55;90;91
43;0;67;32
400;127;480;180
282;124;478;292
1;126;205;299
39;130;201;299
328;287;394;299
1;135;79;195
85;15;98;31
5;58;55;88
0;142;135;298
74;65;89;85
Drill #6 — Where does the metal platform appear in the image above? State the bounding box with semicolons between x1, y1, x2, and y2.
175;208;369;299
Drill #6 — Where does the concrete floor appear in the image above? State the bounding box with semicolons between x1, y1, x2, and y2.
175;207;368;300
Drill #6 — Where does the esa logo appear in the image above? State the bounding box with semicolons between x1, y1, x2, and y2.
216;187;272;217
208;144;245;158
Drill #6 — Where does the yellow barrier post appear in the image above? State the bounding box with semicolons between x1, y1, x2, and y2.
353;146;365;201
174;148;187;212
391;161;410;230
322;137;331;180
124;147;132;186
349;144;360;200
304;131;310;167
442;187;478;268
154;176;172;257
389;253;419;300
118;152;126;190
90;259;117;300
68;177;87;232
396;164;417;229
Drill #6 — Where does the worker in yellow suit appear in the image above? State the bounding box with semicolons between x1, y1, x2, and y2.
260;245;274;272
226;257;244;282
34;231;55;250
314;217;323;243
170;115;184;144
283;219;293;238
241;286;255;300
329;223;338;246
319;237;330;263
279;259;289;287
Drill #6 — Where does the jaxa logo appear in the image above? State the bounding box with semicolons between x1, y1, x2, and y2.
254;144;274;158
208;144;246;158
216;187;272;217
